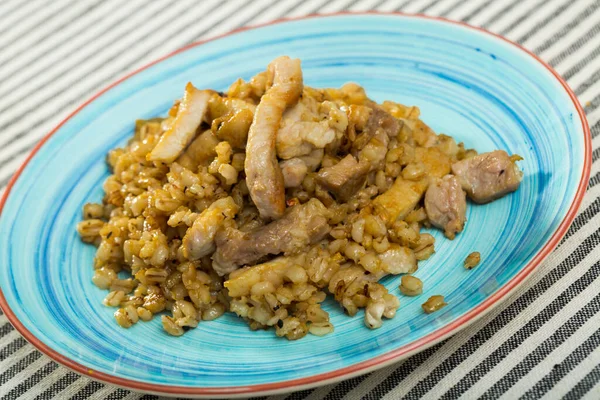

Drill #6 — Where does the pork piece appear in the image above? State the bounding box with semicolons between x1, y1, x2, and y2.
316;154;370;201
212;199;330;275
371;106;400;137
245;56;303;220
373;177;429;226
451;150;523;204
280;158;308;188
148;83;210;163
182;197;239;260
175;130;219;171
353;105;400;150
424;175;467;239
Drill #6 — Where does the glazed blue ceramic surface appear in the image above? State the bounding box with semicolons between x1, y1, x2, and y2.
0;14;588;391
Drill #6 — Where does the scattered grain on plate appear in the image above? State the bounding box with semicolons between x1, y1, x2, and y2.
464;251;481;270
399;275;423;296
422;295;447;314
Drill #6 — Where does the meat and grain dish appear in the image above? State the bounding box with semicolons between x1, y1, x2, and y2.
77;56;523;339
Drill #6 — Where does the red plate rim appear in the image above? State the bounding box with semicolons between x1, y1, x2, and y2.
0;11;592;398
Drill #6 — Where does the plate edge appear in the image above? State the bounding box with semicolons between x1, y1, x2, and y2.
0;11;592;398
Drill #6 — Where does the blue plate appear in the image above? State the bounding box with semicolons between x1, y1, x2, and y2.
0;13;590;398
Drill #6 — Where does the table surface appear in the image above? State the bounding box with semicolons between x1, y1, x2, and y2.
1;0;600;399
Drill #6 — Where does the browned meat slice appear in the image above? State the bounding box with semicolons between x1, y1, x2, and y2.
212;198;330;275
316;154;370;201
148;83;210;163
451;150;523;204
424;175;467;239
245;56;303;220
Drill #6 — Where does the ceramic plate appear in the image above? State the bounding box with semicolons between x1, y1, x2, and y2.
0;13;591;398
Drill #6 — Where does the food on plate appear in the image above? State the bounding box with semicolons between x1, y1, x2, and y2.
424;175;466;240
399;275;423;296
422;295;447;314
77;56;523;339
451;150;523;204
464;251;481;270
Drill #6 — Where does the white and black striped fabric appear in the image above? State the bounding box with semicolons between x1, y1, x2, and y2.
1;0;600;399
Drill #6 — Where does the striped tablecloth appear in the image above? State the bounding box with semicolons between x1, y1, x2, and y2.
1;0;599;399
